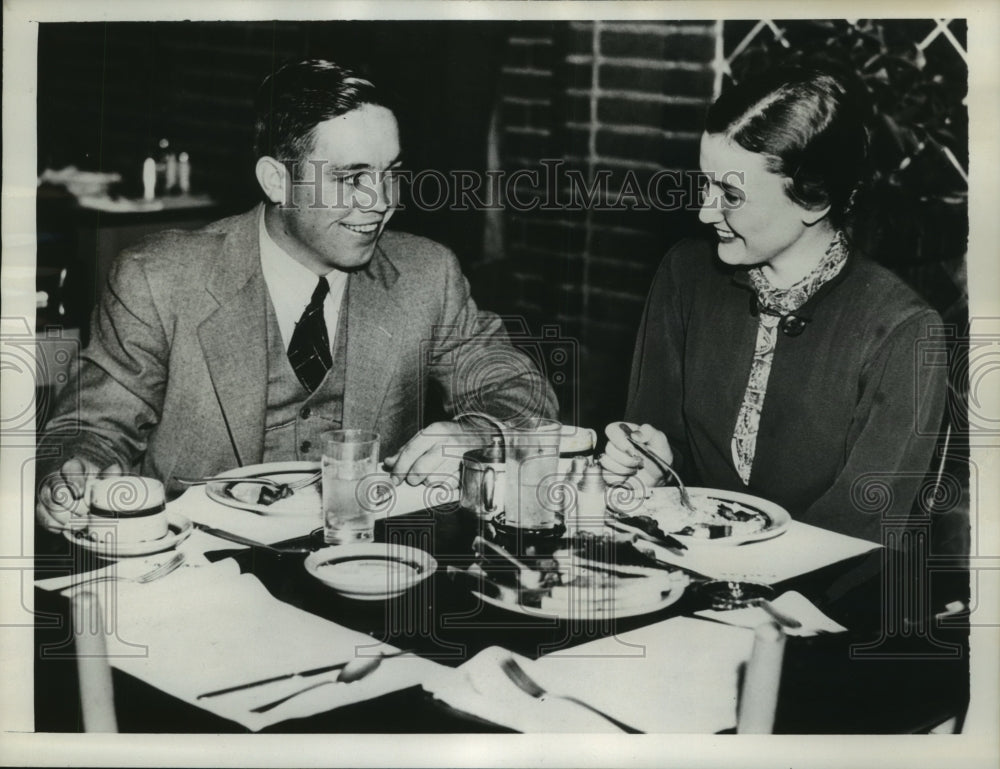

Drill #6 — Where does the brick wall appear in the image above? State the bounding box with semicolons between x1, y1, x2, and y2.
491;21;716;429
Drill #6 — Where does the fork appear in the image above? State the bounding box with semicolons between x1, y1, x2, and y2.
500;656;643;733
618;423;695;511
176;471;321;492
67;552;186;590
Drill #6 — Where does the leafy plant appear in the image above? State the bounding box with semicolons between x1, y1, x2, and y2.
726;19;968;311
729;19;968;196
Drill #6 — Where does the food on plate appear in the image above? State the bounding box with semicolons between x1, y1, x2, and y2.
258;484;294;506
468;536;683;612
224;481;289;506
627;489;772;540
223;479;319;512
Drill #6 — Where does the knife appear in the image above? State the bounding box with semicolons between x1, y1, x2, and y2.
604;516;687;553
192;523;312;555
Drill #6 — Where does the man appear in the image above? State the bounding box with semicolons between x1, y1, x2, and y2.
36;59;556;531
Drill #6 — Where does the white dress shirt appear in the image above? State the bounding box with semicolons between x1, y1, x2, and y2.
258;210;348;353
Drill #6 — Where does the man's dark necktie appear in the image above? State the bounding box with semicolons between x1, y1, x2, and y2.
287;277;333;392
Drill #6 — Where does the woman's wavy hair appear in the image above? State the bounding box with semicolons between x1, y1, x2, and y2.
253;59;391;168
705;67;872;231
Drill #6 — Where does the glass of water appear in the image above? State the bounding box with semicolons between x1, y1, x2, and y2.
503;417;562;530
322;429;380;545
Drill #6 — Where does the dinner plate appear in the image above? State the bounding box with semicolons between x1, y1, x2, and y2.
63;512;193;558
304;543;438;600
470;567;689;621
616;487;791;546
203;461;321;516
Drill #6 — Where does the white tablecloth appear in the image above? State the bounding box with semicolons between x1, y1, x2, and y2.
62;560;446;731
631;520;880;583
41;468;881;733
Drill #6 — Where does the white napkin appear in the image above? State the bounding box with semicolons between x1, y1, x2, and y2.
695;590;848;637
424;647;624;733
629;521;880;583
75;560;445;730
425;617;757;733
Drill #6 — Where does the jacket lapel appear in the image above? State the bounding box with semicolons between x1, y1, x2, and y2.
343;243;404;430
197;206;269;466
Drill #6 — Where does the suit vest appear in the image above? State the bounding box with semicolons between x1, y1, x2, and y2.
262;287;348;463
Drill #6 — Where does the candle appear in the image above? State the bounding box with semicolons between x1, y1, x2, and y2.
142;157;156;201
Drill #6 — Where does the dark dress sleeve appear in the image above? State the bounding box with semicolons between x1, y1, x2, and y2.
799;308;948;542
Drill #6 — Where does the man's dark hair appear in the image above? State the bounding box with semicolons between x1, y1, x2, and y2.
253;59;389;165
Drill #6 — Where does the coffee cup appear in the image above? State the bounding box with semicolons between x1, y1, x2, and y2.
88;477;168;543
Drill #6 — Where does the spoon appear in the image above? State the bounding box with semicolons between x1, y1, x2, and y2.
336;649;413;683
618;423;695;511
246;649;414;714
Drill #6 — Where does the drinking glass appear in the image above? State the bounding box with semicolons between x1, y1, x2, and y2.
503;417;562;529
322;430;380;545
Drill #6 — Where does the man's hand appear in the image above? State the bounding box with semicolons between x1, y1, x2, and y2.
383;421;487;488
600;421;673;491
35;457;124;533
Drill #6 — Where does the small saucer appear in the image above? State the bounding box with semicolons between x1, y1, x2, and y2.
64;512;193;558
304;543;437;600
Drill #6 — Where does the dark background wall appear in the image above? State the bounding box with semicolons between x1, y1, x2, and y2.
38;21;511;262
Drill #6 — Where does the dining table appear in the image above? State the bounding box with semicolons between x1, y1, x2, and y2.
32;467;970;735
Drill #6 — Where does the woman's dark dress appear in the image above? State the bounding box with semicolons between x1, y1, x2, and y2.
625;238;948;542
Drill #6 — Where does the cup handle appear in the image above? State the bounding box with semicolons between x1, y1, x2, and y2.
585;428;597;452
483;467;496;513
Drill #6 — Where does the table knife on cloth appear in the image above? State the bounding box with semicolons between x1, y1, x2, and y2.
193;523;312;555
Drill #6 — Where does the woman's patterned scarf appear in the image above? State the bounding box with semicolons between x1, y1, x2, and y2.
731;230;849;485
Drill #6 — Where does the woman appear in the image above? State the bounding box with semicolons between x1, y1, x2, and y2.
601;67;947;543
